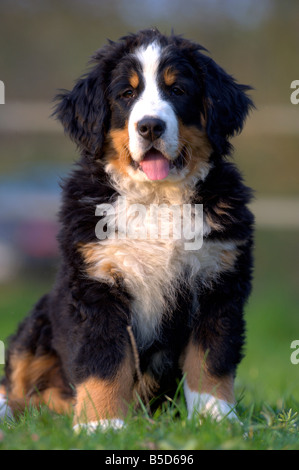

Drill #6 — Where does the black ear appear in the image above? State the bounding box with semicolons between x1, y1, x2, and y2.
200;56;254;155
53;64;109;156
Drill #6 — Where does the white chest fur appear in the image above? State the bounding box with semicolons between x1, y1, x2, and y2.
81;186;238;348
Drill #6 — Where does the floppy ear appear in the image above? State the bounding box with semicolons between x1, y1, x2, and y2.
53;64;109;156
200;56;254;155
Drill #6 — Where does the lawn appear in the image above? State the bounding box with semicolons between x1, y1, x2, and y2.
0;228;298;450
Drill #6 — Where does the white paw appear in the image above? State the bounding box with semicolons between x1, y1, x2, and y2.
184;384;239;422
73;418;125;433
0;393;13;421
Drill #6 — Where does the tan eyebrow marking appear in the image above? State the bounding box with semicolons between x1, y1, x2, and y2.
163;66;177;86
129;71;139;89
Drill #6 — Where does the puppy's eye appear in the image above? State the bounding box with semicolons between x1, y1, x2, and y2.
121;89;135;99
171;86;184;96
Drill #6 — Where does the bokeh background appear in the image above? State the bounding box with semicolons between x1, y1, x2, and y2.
0;0;298;408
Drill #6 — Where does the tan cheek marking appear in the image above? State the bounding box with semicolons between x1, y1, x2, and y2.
178;122;212;177
129;71;139;89
74;352;134;425
181;340;235;404
163;67;177;86
104;126;131;177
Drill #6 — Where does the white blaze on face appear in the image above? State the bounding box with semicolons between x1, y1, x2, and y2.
128;42;179;162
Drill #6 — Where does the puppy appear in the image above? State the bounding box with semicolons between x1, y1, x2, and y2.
0;28;254;431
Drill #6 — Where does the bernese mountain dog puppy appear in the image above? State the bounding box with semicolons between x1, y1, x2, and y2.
0;28;254;431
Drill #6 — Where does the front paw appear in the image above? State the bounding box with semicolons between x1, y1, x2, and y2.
184;385;239;422
73;418;125;433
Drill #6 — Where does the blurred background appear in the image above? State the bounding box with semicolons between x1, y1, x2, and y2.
0;0;298;408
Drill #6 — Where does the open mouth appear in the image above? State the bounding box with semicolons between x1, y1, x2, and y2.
130;147;188;181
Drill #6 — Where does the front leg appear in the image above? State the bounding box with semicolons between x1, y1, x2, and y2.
182;339;237;422
182;243;252;422
73;347;134;432
54;278;135;432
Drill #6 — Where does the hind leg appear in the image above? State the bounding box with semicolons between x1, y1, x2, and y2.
2;294;74;419
4;351;74;416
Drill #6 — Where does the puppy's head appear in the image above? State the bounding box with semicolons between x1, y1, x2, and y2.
54;29;253;185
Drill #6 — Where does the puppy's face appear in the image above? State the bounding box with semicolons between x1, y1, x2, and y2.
106;42;211;183
54;29;253;186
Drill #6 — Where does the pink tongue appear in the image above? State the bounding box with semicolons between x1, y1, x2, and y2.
139;150;170;181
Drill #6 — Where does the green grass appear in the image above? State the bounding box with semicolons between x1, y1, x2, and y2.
0;228;299;449
0;391;298;450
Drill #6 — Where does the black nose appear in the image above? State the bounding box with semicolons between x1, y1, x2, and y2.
137;117;166;141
